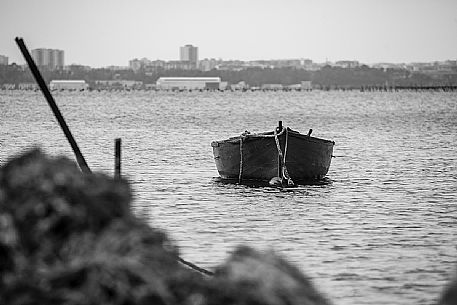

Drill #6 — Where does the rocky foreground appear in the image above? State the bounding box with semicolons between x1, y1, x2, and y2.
0;149;455;305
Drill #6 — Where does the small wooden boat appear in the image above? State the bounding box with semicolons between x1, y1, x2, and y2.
211;122;334;185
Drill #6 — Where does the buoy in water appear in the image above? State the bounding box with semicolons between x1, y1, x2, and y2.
269;176;282;187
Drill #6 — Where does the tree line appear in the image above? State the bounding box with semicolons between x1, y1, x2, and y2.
1;64;456;88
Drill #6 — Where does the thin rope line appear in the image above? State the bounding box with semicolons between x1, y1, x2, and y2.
238;136;243;183
178;257;214;276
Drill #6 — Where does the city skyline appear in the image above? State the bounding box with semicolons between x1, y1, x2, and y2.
2;43;456;71
31;48;65;69
1;0;457;68
179;44;198;65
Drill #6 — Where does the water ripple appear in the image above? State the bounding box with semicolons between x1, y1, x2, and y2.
1;90;456;305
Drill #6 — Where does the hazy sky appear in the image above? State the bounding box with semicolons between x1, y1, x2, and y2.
1;0;456;67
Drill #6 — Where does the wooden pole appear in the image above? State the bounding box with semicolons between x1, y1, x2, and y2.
277;120;282;178
115;138;121;179
15;37;91;174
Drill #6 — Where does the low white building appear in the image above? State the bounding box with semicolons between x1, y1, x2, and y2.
287;84;302;90
50;80;88;90
156;77;221;90
95;80;143;89
261;84;283;90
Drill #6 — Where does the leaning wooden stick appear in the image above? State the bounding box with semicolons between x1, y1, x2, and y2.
15;37;91;174
115;138;121;179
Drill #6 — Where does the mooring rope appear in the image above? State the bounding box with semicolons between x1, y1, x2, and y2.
178;256;214;276
238;136;243;183
237;127;294;186
273;128;294;186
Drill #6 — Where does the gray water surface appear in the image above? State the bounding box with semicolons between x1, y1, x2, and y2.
1;90;456;305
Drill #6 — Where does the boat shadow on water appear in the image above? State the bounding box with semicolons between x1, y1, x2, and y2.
212;177;333;190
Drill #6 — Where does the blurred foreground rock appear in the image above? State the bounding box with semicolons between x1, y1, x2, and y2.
439;272;457;305
0;149;332;304
210;246;332;305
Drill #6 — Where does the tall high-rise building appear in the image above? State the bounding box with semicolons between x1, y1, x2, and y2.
31;48;64;70
180;44;198;67
0;55;8;65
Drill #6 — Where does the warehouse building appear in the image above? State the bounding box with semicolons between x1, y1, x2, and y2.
156;77;221;90
49;80;88;91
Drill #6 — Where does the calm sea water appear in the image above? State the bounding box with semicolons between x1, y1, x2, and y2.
1;90;456;305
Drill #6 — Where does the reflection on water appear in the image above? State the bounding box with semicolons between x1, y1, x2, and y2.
213;176;333;188
1;90;456;305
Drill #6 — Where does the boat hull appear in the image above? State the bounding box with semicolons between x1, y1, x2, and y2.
211;129;334;182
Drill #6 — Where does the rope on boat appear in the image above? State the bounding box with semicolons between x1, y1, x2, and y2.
273;128;294;186
238;136;243;183
238;130;252;183
238;127;294;186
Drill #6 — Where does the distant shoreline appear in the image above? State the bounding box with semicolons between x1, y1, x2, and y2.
2;85;457;92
